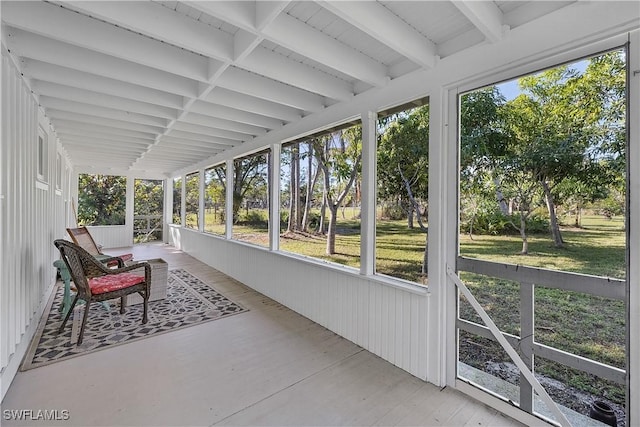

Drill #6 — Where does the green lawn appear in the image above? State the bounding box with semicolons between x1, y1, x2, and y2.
211;211;627;406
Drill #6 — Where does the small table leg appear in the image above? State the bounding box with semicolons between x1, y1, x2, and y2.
53;260;72;317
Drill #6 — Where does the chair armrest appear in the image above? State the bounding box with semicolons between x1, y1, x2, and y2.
96;255;125;268
109;261;151;281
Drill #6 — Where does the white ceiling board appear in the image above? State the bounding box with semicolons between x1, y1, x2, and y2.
1;0;631;176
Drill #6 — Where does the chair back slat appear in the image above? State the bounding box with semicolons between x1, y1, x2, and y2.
67;227;101;256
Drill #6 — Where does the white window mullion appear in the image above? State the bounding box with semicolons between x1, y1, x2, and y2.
627;30;640;427
198;169;205;232
180;175;186;227
360;111;376;276
269;143;281;251
225;159;233;240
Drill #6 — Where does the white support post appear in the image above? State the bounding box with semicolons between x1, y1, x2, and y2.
360;110;376;276
225;159;233;240
269;143;281;251
163;178;171;242
180;175;186;227
427;86;456;386
627;29;640;427
125;173;134;245
519;282;534;413
198;168;205;232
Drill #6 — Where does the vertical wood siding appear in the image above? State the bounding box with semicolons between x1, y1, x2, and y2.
1;53;65;398
86;226;132;250
169;227;431;382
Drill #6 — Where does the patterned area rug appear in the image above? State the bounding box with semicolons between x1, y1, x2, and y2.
21;269;247;370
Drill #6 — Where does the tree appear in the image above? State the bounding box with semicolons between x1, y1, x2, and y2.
460;87;510;218
205;166;226;225
133;179;163;241
185;172;199;228
301;141;320;232
232;154;268;223
377;106;429;273
504;55;625;247
172;177;182;224
313;127;362;255
500;158;542;254
287;143;301;232
378;106;429;229
77;174;126;226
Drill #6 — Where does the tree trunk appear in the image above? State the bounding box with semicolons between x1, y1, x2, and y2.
542;180;564;247
468;213;475;239
574;204;582;228
318;184;327;234
287;152;296;231
520;213;528;254
493;176;509;215
294;145;301;229
288;145;302;232
326;205;338;255
407;205;414;229
302;144;317;232
421;232;428;275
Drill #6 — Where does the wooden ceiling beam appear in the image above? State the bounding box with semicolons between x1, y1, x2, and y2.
451;1;506;43
6;28;199;98
2;1;210;81
319;1;438;69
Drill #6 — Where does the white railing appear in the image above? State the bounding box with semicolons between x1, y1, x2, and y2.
455;256;626;417
133;214;163;242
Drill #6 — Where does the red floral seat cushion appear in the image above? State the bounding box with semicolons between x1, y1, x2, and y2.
105;253;134;267
89;272;145;295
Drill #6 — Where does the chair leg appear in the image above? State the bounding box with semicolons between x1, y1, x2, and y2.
58;294;80;334
77;300;91;345
142;292;148;324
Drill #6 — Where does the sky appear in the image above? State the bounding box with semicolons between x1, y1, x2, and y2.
496;59;589;101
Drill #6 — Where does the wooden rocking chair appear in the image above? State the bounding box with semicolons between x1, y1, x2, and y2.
66;227;133;267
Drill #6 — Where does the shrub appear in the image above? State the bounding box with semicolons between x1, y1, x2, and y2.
380;203;406;220
462;210;549;235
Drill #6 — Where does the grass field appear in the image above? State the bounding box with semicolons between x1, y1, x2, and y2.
198;209;627;408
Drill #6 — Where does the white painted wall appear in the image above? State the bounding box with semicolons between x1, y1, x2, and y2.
85;226;131;249
0;50;70;399
169;226;432;381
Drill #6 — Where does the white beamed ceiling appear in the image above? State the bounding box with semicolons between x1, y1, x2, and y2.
0;0;586;176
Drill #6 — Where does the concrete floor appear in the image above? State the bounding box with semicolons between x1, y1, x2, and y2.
1;243;522;426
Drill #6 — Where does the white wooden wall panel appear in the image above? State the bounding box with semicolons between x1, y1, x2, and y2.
169;226;431;381
0;52;66;400
86;225;132;249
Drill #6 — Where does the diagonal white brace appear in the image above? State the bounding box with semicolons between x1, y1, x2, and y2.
446;265;572;427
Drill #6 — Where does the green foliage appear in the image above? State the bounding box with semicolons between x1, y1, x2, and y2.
172;177;182;224
204;165;226;227
133;179;163;242
461;209;549;235
134;179;163;215
459;49;626;247
460;87;508;171
596;193;625;218
233;154;268;224
377;105;429;221
77;174;126;226
379;202;406;221
245;211;267;226
185;172;199;229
